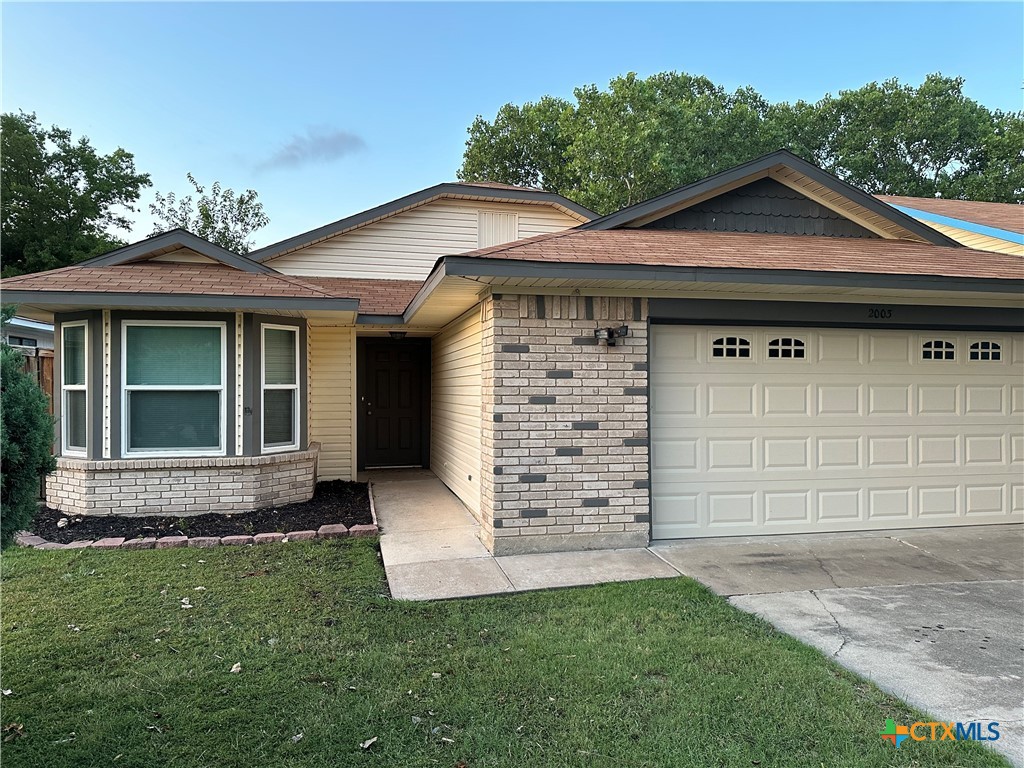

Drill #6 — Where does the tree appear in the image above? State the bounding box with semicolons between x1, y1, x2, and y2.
459;72;1024;214
0;306;56;547
811;74;999;198
1;112;151;277
150;173;270;253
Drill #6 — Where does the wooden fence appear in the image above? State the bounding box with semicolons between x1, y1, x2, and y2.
18;348;54;413
16;347;54;499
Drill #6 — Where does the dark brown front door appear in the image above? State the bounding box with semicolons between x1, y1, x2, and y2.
358;339;429;469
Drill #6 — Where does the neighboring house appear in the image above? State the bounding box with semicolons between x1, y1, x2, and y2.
875;194;1024;256
3;316;54;350
2;151;1021;555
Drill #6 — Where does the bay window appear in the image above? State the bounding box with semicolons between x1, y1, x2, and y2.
261;324;299;452
61;321;88;455
123;321;226;455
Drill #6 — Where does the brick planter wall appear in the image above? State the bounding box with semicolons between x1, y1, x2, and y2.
481;295;650;555
46;442;320;517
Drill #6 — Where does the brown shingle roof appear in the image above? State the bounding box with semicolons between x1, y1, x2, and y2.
296;277;423;314
0;262;426;314
0;263;341;298
455;180;544;192
458;229;1024;281
876;195;1024;235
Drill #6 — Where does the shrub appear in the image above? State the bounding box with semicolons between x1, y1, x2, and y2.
1;311;56;547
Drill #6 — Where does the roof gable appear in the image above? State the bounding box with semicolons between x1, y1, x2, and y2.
77;229;277;274
641;177;880;239
875;195;1024;239
581;150;961;247
249;182;596;264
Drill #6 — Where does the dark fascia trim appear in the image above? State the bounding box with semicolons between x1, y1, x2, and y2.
579;150;962;248
648;298;1024;331
2;290;359;312
357;314;408;325
397;262;452;322
77;229;278;274
248;184;596;263
442;256;1023;295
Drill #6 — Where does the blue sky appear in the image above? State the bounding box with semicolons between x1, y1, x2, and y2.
3;2;1022;249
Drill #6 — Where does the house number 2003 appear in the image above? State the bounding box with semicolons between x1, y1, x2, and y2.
867;307;893;319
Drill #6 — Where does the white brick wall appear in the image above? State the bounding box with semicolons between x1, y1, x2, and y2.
481;295;650;555
46;443;320;517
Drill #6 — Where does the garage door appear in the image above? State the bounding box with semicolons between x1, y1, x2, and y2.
650;326;1024;539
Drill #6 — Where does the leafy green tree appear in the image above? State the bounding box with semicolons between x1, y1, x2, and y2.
459;72;1023;213
150;173;270;253
812;74;997;198
460;97;577;193
0;306;56;547
1;112;151;277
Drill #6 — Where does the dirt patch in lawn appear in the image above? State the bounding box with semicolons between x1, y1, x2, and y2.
32;480;372;544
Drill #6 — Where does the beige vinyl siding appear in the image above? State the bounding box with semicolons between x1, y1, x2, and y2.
910;220;1024;256
430;307;483;517
267;200;582;280
308;325;355;480
148;249;218;263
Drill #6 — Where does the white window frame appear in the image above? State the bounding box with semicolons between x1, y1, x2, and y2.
967;339;1003;363
711;335;752;359
121;320;227;458
766;336;807;361
260;323;300;453
921;338;956;362
60;320;88;457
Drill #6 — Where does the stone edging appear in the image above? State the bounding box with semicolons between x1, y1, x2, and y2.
16;479;382;552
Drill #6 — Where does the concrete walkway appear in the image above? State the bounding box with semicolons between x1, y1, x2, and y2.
370;469;678;600
653;526;1024;767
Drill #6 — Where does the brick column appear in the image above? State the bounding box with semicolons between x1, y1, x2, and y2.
481;294;650;555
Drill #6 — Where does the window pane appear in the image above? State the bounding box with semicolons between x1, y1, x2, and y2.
127;326;221;385
63;325;86;385
65;390;87;449
264;328;297;385
264;389;295;446
128;391;220;450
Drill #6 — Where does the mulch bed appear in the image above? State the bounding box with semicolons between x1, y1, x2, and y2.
32;480;372;544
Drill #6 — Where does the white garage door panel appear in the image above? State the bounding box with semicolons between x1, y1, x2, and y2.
651;326;1024;539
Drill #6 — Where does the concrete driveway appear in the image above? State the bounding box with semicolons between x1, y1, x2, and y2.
651;525;1024;766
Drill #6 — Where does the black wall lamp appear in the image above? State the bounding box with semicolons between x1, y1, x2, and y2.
594;325;630;346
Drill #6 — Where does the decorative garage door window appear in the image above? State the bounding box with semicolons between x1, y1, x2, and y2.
767;337;806;359
970;341;1001;361
123;321;226;455
261;325;300;453
61;321;88;455
711;336;751;358
921;340;955;361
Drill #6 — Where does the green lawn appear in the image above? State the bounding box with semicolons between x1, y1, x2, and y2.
0;540;1008;767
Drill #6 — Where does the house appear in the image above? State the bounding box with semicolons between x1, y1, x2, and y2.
3;316;54;350
2;151;1022;555
874;194;1023;256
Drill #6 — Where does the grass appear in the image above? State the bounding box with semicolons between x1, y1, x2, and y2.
0;540;1009;767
